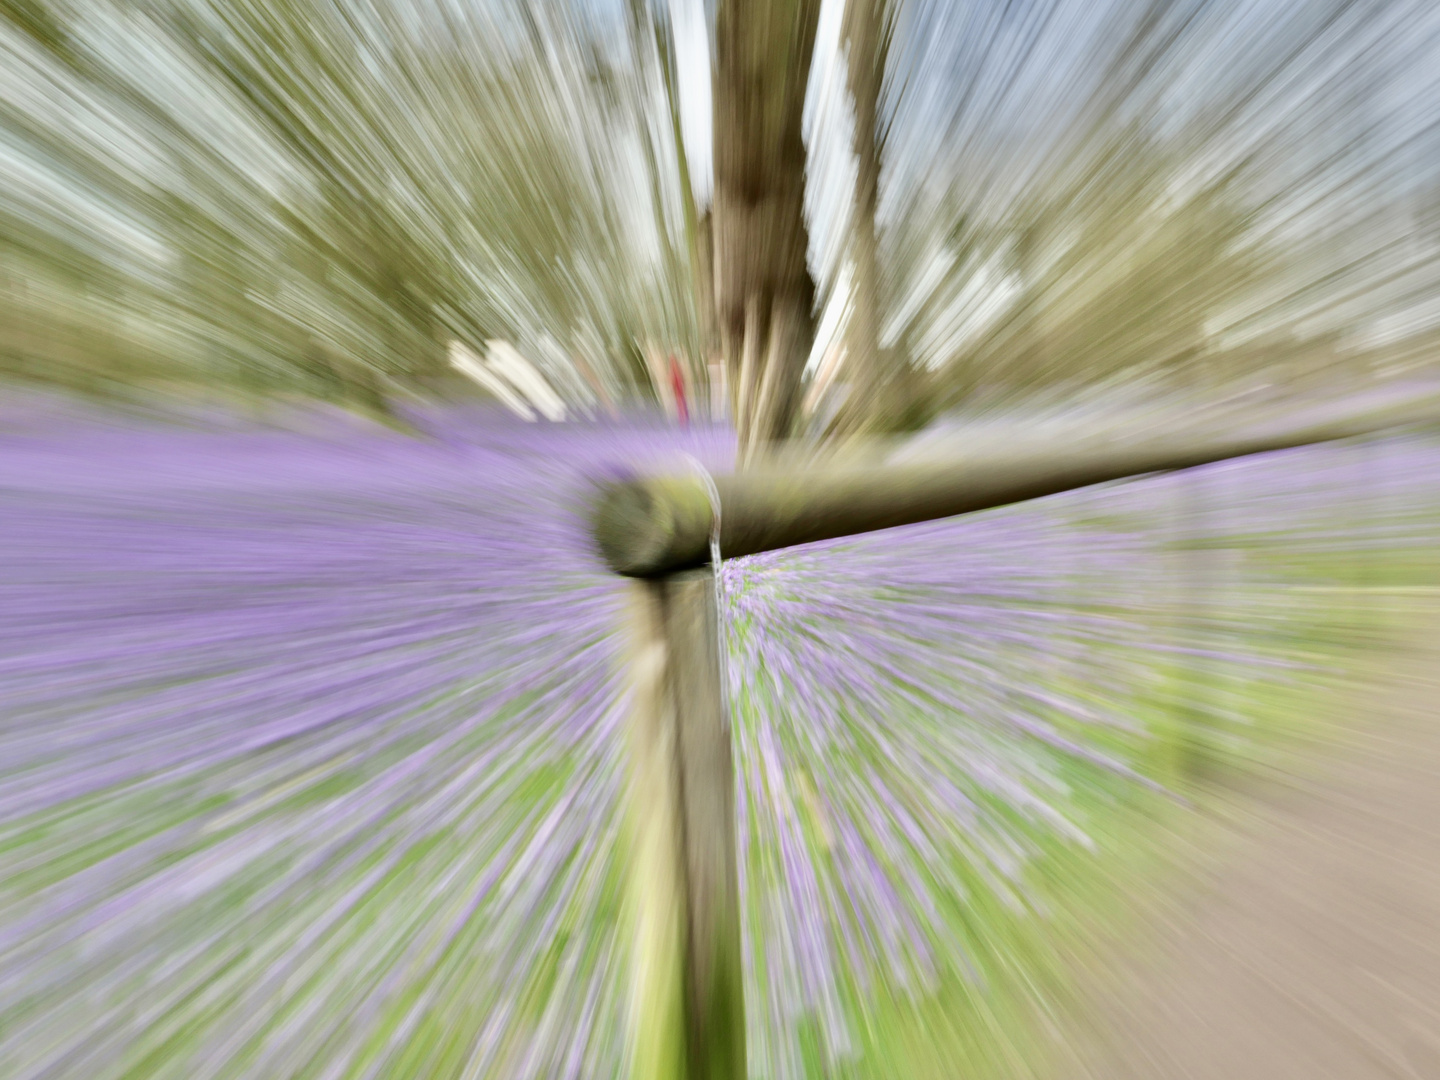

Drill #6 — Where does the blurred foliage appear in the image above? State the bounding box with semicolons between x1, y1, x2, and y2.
912;134;1262;403
4;0;1440;429
1;0;699;411
806;0;1440;428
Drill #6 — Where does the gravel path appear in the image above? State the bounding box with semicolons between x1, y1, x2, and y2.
1068;614;1440;1080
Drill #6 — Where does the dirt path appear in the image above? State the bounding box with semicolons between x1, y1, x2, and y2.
1067;613;1440;1080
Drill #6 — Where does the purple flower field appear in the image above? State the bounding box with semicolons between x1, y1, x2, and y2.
2;401;1437;1079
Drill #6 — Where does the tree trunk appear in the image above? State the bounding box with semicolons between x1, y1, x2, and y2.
713;0;823;464
830;0;889;438
695;209;720;415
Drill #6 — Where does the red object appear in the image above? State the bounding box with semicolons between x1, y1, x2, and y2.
668;356;689;426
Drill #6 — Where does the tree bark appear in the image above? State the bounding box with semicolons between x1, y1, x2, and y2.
830;0;889;438
713;0;823;464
